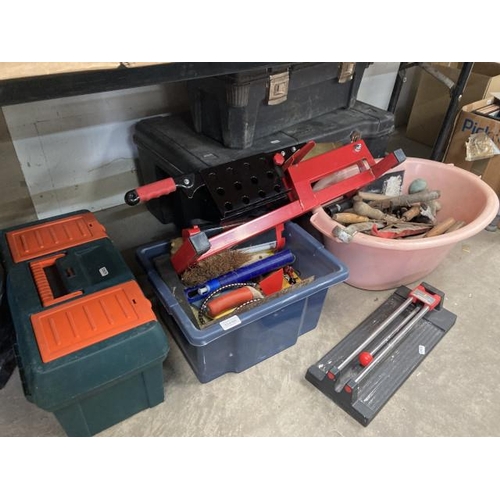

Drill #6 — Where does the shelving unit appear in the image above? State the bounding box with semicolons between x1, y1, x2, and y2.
0;62;285;106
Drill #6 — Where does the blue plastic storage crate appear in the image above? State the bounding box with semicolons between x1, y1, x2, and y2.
136;222;348;383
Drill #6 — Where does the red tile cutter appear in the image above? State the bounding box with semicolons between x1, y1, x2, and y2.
125;140;406;274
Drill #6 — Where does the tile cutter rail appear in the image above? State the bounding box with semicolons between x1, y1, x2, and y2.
306;283;457;426
125;140;406;274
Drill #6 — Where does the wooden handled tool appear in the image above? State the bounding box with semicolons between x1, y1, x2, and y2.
424;217;456;238
331;213;369;224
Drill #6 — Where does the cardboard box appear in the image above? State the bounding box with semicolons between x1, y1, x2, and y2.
444;96;500;196
406;63;500;147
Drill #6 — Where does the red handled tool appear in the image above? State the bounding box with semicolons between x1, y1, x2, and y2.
205;285;263;318
125;177;187;206
126;140;406;274
124;144;302;223
306;282;456;426
201;268;285;321
325;284;442;383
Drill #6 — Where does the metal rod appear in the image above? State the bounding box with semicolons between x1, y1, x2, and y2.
420;63;455;91
337;297;413;371
430;62;474;162
388;63;421;114
354;305;430;385
388;62;408;114
369;306;420;357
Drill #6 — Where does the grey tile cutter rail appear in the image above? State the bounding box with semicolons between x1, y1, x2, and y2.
306;283;457;426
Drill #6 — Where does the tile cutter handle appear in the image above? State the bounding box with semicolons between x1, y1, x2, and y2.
170;141;406;274
344;285;442;392
335;284;441;375
336;296;414;372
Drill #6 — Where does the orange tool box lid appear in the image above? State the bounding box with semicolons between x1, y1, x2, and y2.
6;213;107;263
30;280;157;363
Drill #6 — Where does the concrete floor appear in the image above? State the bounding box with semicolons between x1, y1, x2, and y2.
1;132;500;437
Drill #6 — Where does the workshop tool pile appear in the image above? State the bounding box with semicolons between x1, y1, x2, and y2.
325;173;467;243
126;139;406;327
129;140;410;382
136;220;349;383
150;227;309;328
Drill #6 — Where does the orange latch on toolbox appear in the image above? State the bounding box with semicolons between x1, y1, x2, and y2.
6;212;107;263
29;253;83;307
30;280;156;363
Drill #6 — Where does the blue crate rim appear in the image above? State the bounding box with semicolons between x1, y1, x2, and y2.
136;222;349;348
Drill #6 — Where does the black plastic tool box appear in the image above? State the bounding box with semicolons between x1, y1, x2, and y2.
0;263;16;389
187;62;370;148
133;101;395;225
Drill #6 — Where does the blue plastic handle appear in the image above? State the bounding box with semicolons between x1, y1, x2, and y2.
185;249;295;303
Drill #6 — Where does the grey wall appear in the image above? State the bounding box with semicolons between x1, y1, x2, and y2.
0;109;37;228
1;81;189;224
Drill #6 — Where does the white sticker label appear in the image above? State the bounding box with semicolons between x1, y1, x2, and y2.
99;266;109;277
270;139;281;144
419;345;426;355
220;315;242;331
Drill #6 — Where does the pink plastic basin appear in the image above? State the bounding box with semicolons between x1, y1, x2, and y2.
310;157;500;290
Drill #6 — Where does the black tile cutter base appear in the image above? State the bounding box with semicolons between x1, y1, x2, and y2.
306;284;457;426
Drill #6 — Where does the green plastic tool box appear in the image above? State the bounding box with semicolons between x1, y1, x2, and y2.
0;210;169;436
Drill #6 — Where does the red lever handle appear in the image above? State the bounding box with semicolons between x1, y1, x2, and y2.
124;178;177;206
205;286;261;318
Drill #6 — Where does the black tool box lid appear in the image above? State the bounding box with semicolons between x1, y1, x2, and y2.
134;100;395;174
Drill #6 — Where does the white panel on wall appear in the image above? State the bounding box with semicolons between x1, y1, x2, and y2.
3;83;187;219
357;62;400;110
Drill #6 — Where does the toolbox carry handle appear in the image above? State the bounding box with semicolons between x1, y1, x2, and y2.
29;254;83;307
